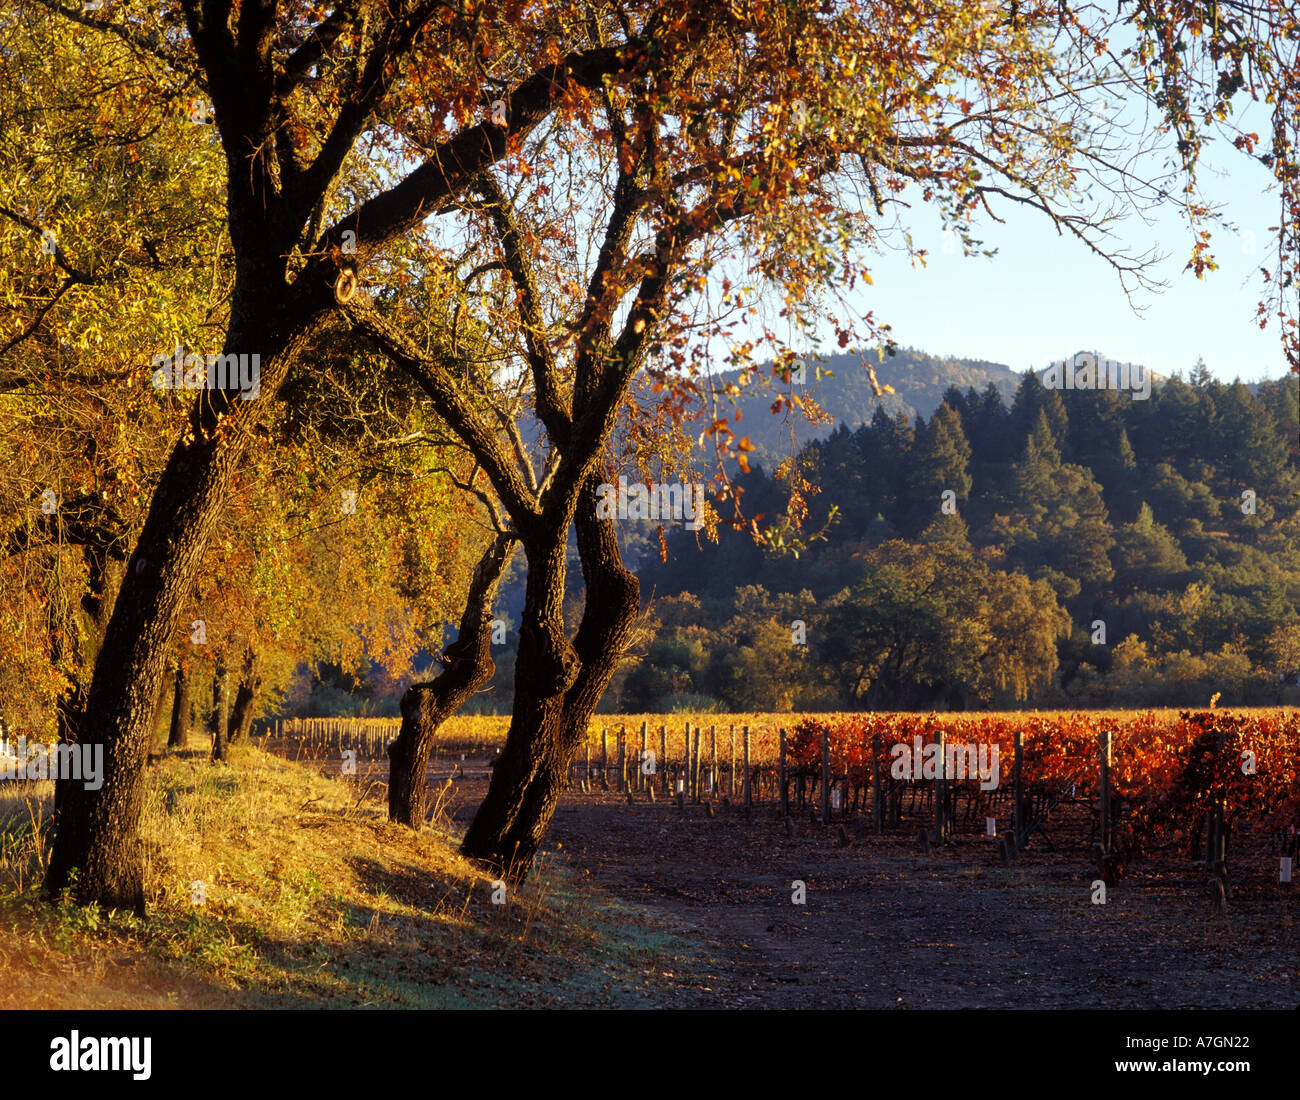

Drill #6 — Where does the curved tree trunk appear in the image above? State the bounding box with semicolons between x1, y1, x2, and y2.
227;646;261;744
461;473;639;878
388;533;515;826
168;659;190;749
458;530;576;875
44;312;314;913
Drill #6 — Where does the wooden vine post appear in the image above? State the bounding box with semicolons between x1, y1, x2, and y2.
743;725;752;816
1207;724;1227;870
685;724;693;801
935;728;948;843
779;728;788;818
1014;728;1027;850
821;726;831;824
1098;726;1112;858
682;723;690;798
872;730;883;834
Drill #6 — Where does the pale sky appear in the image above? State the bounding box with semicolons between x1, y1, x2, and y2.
823;82;1289;385
852;156;1286;384
722;33;1292;387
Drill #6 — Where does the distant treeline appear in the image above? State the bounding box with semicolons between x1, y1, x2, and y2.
615;366;1300;712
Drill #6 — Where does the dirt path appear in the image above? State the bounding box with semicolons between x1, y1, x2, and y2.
433;767;1297;1008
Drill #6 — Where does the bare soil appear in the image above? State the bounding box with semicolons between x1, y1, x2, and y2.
428;756;1300;1009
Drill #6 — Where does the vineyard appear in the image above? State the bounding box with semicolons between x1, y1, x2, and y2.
778;709;1300;888
271;707;1300;892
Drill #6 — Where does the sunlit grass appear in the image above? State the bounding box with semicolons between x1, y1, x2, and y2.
0;745;687;1008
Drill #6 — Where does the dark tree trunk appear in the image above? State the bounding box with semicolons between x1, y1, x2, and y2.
227;646;261;744
388;534;515;825
49;621;83;827
461;474;639;878
210;659;229;762
168;660;190;749
459;531;577;876
43;305;318;911
52;551;120;823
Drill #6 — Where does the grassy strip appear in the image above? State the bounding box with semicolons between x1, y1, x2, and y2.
0;746;691;1009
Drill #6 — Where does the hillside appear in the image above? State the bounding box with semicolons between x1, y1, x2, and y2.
714;347;1022;465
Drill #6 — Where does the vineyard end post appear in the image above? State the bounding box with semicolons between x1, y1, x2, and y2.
872;731;883;834
821;726;831;824
779;728;788;818
1014;728;1026;850
743;725;752;816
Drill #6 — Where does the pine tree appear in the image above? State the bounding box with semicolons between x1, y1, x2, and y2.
1111;501;1189;594
940;384;970;430
1143;376;1209;478
906;402;973;533
1005;410;1114;607
1210;381;1290;498
1102;426;1140;519
969;381;1012;463
1010;369;1071;459
1011;409;1063;514
1189;356;1214;389
869;408;916;527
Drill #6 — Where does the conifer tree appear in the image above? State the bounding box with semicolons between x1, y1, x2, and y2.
906;402;972;534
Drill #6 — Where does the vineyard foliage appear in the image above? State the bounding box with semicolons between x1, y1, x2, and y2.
347;708;1300;852
783;709;1300;858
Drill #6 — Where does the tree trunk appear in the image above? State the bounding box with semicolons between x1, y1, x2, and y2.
459;528;576;875
44;307;316;912
151;663;176;750
389;534;515;825
461;473;639;877
51;550;121;827
49;611;84;827
227;646;261;744
168;660;190;749
210;659;229;762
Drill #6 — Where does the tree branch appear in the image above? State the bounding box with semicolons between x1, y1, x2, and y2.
471;172;571;447
337;296;538;526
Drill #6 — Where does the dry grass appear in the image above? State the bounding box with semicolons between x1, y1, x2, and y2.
0;746;688;1009
0;781;55;894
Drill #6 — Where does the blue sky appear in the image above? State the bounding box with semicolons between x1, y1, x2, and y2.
829;93;1288;386
851;167;1285;384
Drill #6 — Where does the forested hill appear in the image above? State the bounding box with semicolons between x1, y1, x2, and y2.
718;347;1022;464
620;365;1300;714
720;347;1177;468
